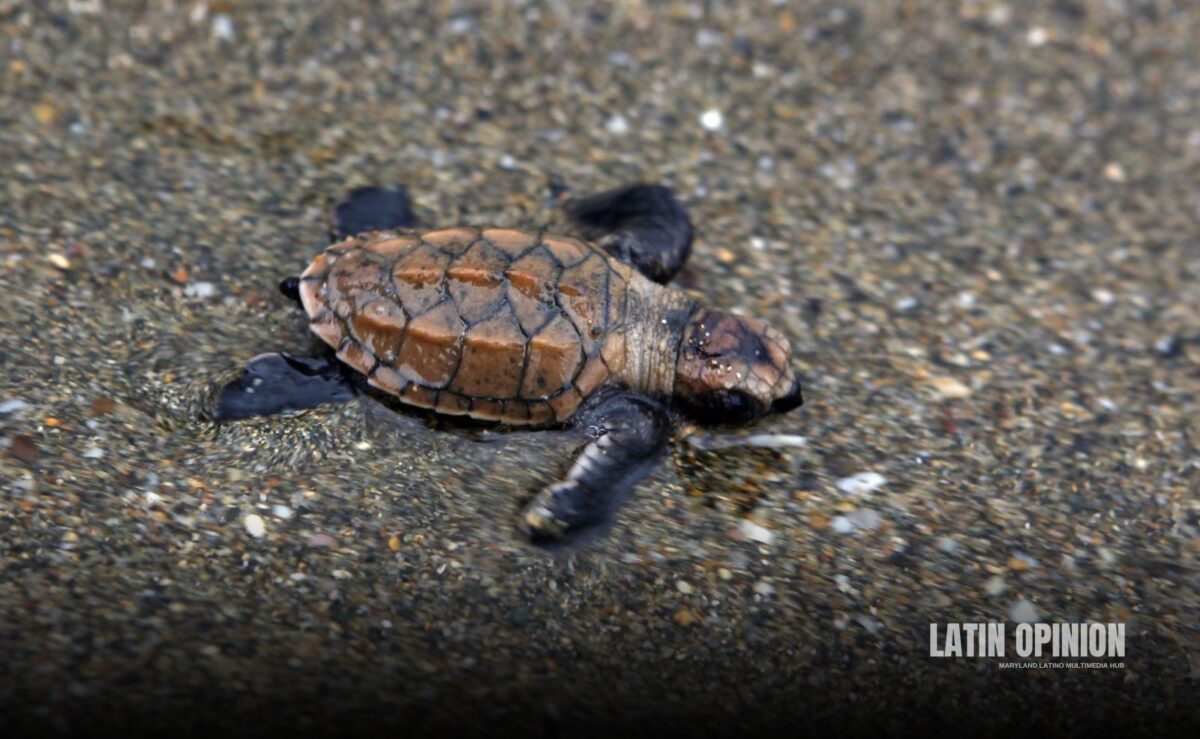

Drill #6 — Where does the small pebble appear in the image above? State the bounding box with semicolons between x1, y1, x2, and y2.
185;282;216;298
606;114;629;135
675;580;694;594
271;504;293;520
673;609;698;627
738;518;775;544
699;109;724;131
446;16;475;34
984;575;1007;596
243;513;266;538
929;376;972;400
308;532;337;548
830;516;854;534
856;615;884;635
847;508;882;531
1008;553;1038;571
740;434;807;449
606;51;631;67
33;102;58;126
212;15;234;41
0;399;28;414
936;537;959;554
987;5;1012;24
1008;598;1040;623
7;434;39;465
835;472;887;496
820;157;857;189
1155;336;1181;358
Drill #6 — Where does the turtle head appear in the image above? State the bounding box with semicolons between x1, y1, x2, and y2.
673;309;802;425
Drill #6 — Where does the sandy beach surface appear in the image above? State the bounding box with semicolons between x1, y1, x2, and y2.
1;1;1197;735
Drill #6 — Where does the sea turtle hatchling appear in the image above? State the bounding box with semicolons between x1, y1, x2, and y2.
214;183;802;548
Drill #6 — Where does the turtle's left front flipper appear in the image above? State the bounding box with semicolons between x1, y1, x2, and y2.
212;353;356;420
331;185;419;240
521;391;671;550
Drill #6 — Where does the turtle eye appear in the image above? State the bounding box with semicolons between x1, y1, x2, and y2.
715;388;753;417
707;389;761;424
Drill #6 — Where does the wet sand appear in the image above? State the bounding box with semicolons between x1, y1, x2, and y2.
1;1;1197;736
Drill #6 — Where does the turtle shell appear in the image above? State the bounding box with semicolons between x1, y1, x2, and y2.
297;228;632;426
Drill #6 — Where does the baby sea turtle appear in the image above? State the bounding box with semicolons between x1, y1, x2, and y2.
215;183;802;548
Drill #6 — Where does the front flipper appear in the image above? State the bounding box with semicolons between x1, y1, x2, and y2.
520;391;671;550
564;183;694;284
331;185;419;240
212;353;356;420
279;275;302;306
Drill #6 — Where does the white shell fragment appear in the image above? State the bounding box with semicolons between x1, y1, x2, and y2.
243;513;266;538
836;472;887;496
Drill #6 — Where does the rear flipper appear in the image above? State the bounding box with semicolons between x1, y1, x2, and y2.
279;186;420;308
520;391;671;550
331;185;419;240
212;353;356;420
564;183;693;284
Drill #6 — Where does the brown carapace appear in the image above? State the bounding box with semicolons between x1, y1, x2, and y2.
298;228;635;426
215;184;803;550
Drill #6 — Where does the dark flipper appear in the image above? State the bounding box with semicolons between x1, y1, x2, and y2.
212;353;356;420
276;186;420;307
520;391;671;550
564;183;693;283
279;276;301;306
331;185;419;241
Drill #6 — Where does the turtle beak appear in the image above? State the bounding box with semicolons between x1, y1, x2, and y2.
770;376;803;415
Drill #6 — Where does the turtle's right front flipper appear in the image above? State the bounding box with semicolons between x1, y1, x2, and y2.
564;183;693;284
520;391;671;550
212;353;356;420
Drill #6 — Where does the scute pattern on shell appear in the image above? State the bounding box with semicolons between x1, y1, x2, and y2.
298;228;632;425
